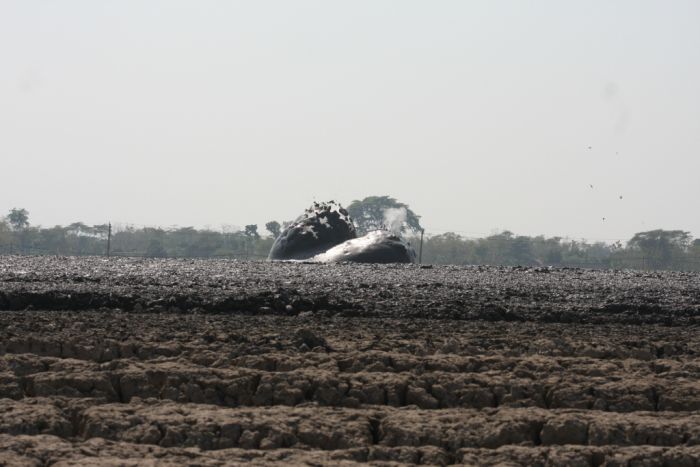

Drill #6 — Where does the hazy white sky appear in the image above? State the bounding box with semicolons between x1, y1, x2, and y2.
1;1;699;241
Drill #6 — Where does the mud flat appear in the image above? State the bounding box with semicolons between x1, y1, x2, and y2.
1;255;700;465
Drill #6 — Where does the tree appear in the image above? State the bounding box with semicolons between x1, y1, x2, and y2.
627;229;691;269
191;230;223;257
691;239;700;260
8;208;29;230
145;238;168;258
422;232;473;265
0;219;13;252
482;231;514;265
40;226;68;254
92;224;110;240
510;235;534;265
244;224;260;239
346;196;422;235
265;221;281;238
66;222;89;235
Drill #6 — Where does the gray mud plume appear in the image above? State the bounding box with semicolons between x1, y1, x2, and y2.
268;201;356;261
313;230;416;264
268;201;416;263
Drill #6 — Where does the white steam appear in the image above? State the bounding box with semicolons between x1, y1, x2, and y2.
383;207;407;235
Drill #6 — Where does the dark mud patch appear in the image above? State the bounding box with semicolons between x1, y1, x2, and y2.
2;256;700;325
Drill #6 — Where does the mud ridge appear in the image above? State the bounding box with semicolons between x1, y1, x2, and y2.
1;256;700;464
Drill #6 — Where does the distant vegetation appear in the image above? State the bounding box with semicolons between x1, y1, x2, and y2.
347;196;423;235
2;205;699;271
0;208;272;259
418;229;700;270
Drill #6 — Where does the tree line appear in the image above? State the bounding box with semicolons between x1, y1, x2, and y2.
2;203;699;271
0;209;273;259
419;229;700;270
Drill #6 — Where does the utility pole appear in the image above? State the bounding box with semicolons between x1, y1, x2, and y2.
418;229;424;264
106;222;111;257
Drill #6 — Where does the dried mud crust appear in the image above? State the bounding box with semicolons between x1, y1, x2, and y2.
1;312;699;465
0;256;700;465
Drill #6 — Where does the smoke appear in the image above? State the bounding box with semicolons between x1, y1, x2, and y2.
383;207;407;235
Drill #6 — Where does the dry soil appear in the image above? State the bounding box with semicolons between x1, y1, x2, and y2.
0;256;699;466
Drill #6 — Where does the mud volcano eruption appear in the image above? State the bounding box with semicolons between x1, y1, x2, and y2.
268;201;416;263
268;202;357;260
313;230;416;263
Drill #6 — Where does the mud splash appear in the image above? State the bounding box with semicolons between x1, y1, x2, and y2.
268;201;416;263
313;230;416;264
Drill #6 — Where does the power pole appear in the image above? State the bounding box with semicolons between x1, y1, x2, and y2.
106;222;111;257
419;229;424;264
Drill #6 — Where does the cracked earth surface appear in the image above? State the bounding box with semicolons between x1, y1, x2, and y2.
0;256;699;465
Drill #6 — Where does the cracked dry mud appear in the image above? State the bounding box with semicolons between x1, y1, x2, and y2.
0;256;699;465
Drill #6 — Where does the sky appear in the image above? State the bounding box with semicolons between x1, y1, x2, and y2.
1;1;699;242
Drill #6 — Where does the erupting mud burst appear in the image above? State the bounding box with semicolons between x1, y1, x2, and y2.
269;201;417;263
313;230;416;264
268;201;356;260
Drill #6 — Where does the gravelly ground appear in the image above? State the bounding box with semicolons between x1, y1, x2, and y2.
1;255;700;465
